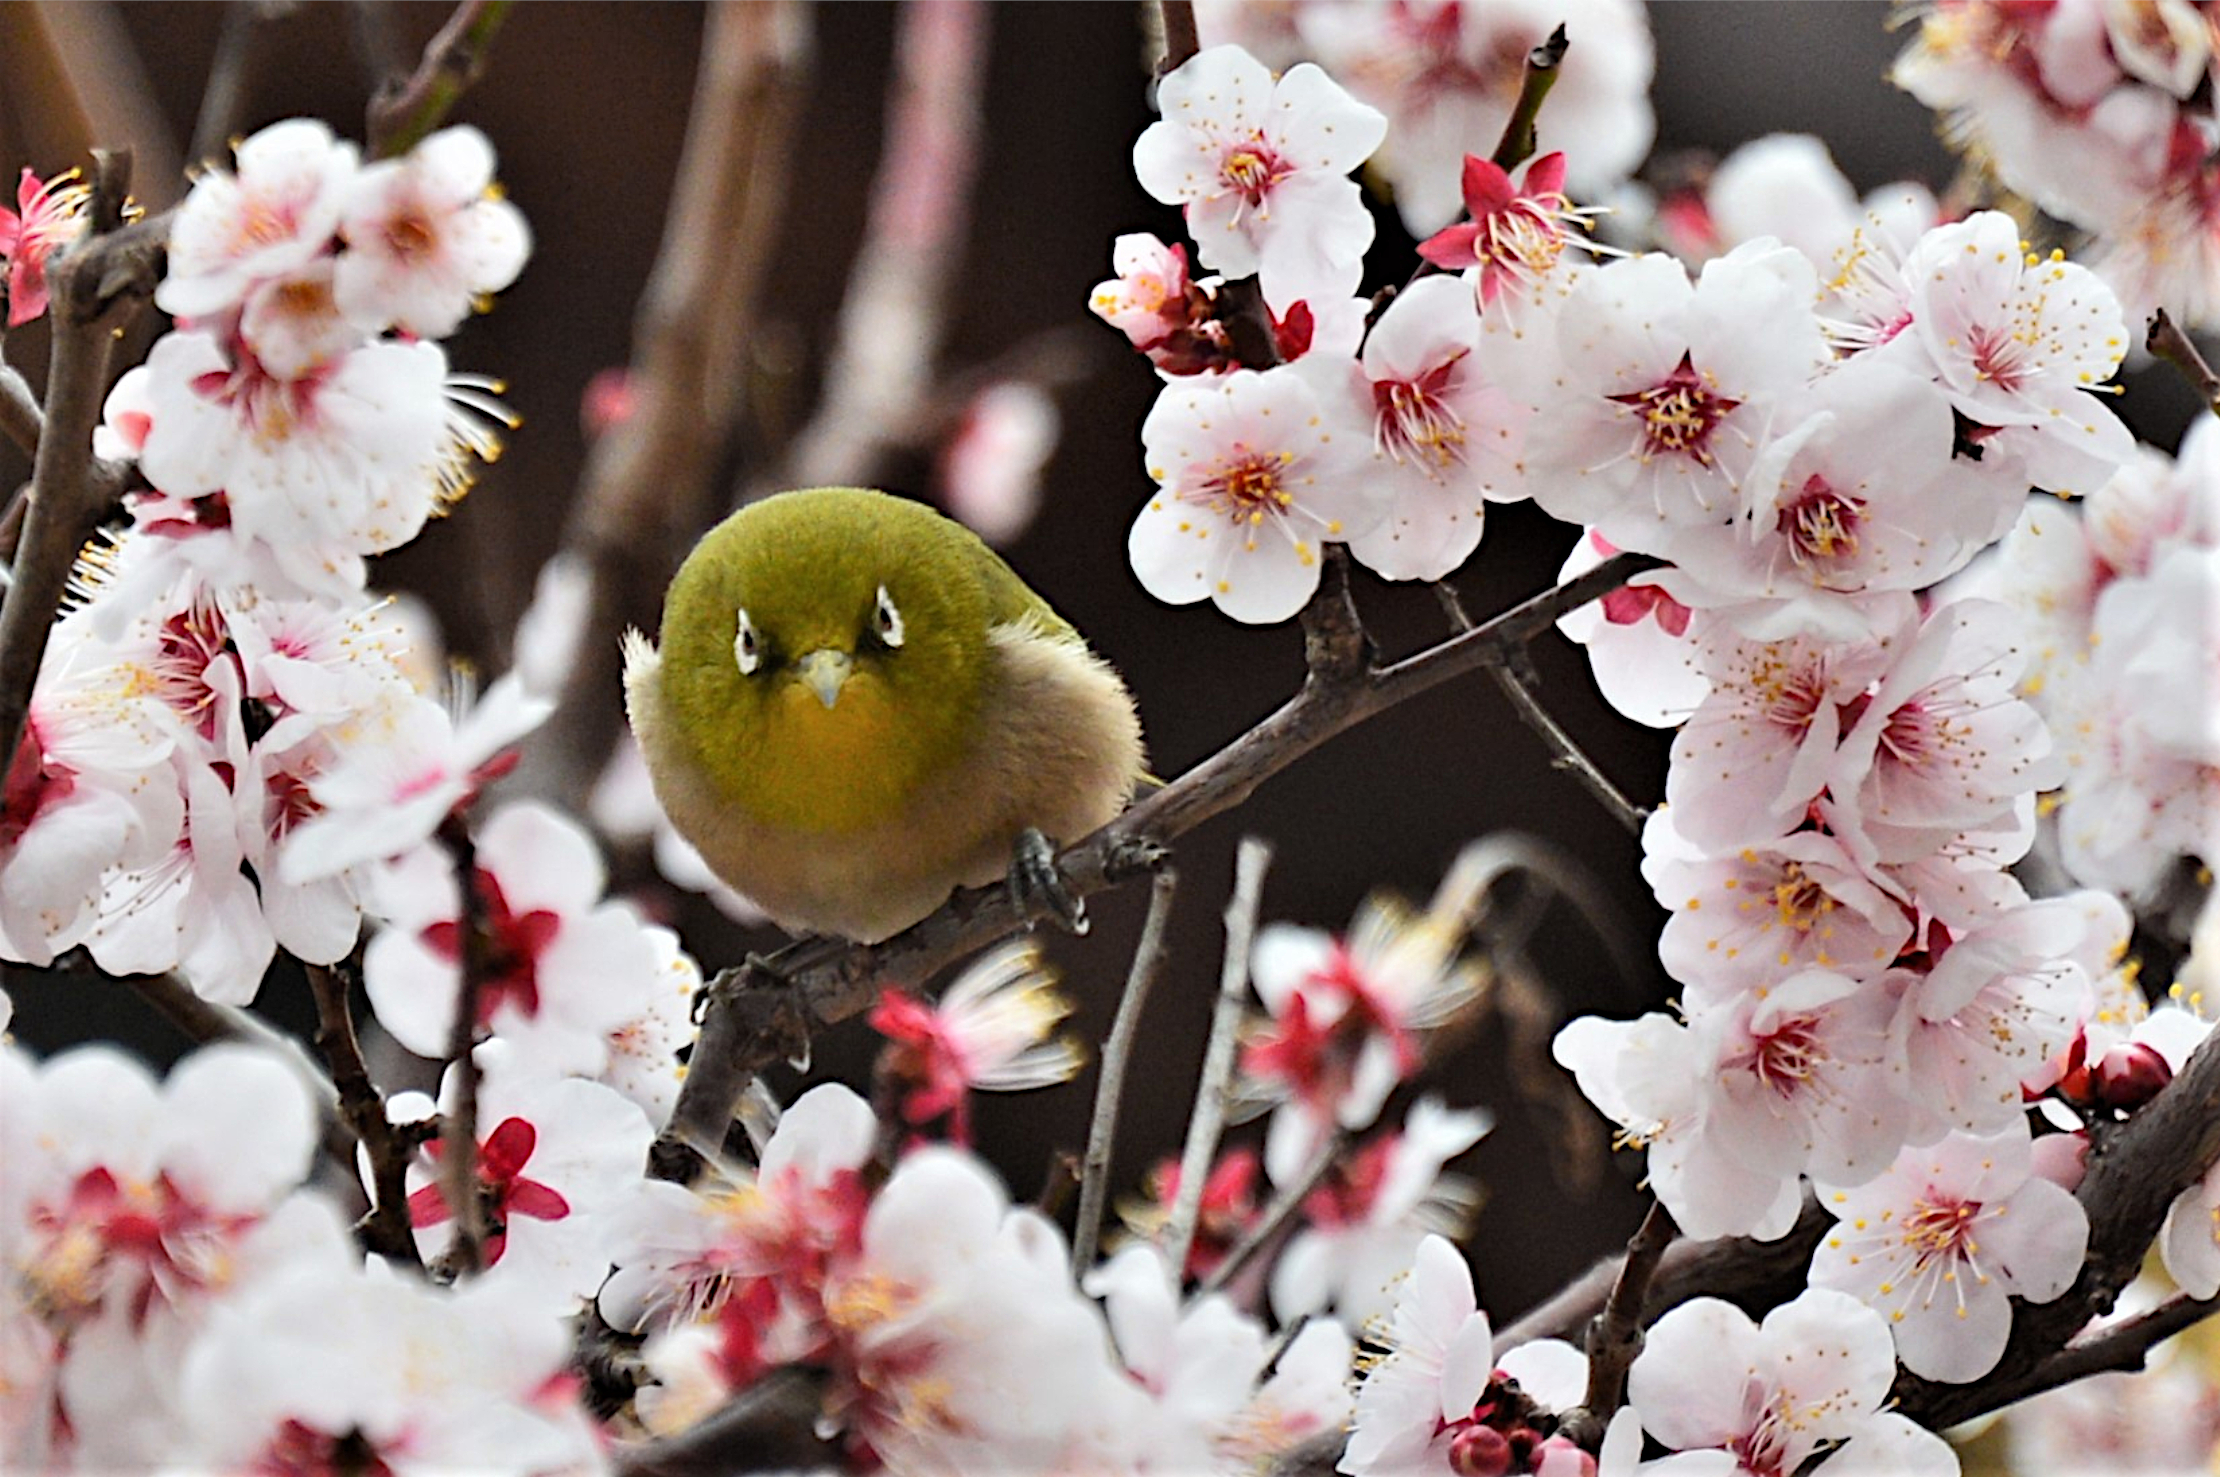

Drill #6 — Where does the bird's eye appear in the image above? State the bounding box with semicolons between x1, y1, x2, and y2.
873;585;905;650
734;608;761;675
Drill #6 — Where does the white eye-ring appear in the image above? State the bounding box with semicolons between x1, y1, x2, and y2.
874;585;905;649
734;608;762;675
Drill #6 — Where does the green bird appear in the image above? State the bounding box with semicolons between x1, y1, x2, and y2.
624;488;1147;943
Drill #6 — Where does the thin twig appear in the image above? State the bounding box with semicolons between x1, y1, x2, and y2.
1073;867;1181;1274
650;551;1662;1182
432;814;491;1275
1489;23;1570;174
1989;1294;2220;1410
188;0;268;168
0;151;137;794
773;0;988;494
1438;581;1646;835
305;962;422;1265
509;0;808;814
365;0;514;159
1199;1126;1349;1297
1559;1199;1678;1448
1162;838;1273;1281
2149;309;2220;418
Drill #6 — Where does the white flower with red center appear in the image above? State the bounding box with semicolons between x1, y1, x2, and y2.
867;939;1082;1144
2161;1158;2220;1299
1688;968;1908;1190
0;166;89;326
1894;898;2100;1139
1244;885;1485;1179
1133;44;1387;305
279;672;554;884
1663;609;1905;854
1553;1010;1805;1241
393;1061;653;1303
134;327;451;555
0;638;183;966
1131;365;1382;624
175;1264;600;1475
335;124;531;338
1091;231;1207;355
159;118;358;322
1520;243;1832;553
1225;1318;1359;1470
1623;1289;1957;1477
1878;211;2135;497
362;800;664;1073
1417;151;1597;317
1320;274;1528;582
595;922;699;1123
1657;358;2018;642
1294;0;1655;235
1556;528;1709;729
817;1146;1126;1471
1268;1096;1487;1326
599;1082;877;1343
1822;598;2060;870
0;1042;348;1350
1340;1233;1592;1477
2086;119;2220;332
1811;1121;2088;1383
1644;811;1913;1004
1083;1244;1270;1471
237;258;361;380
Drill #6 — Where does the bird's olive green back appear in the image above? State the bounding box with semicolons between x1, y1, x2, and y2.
655;487;1073;833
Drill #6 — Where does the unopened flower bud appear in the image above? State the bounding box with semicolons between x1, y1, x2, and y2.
1449;1423;1512;1477
2097;1041;2173;1109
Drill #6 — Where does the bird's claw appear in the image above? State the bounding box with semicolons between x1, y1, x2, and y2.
1008;827;1088;935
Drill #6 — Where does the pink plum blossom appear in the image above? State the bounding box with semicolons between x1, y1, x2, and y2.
0;166;89;326
867;939;1083;1143
1556;528;1708;729
1811;1121;2089;1383
1416;151;1596;317
1133;44;1387;304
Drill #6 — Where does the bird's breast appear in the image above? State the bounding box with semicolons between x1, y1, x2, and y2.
734;678;931;834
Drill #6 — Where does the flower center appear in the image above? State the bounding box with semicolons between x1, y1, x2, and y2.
1769;863;1838;934
1746;1015;1827;1095
1902;1194;1983;1271
1609;354;1742;465
384;210;439;263
1780;475;1865;566
1374;355;1470;472
1219;142;1289;206
1195;449;1294;523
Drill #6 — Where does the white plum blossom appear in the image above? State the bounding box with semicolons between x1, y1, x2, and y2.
1656;358;2013;641
1268;1096;1489;1326
2161;1157;2220;1299
1294;0;1655;235
238;257;362;379
1662;610;1904;853
1341;1233;1591;1477
1623;1289;1957;1476
158;118;358;321
1132;365;1382;623
363;801;664;1071
1811;1121;2089;1383
336;124;532;337
175;1263;602;1474
1878;211;2135;497
391;1061;654;1306
1331;274;1528;581
1133;44;1387;304
1556;528;1708;729
1520;243;1832;553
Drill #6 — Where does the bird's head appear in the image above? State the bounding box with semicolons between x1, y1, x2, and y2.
655;488;1000;834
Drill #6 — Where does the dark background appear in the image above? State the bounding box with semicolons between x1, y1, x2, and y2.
0;2;2197;1320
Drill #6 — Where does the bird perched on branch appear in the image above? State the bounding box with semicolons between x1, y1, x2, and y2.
624;487;1146;943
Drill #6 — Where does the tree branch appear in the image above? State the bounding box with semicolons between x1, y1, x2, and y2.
1155;0;1201;77
0;362;40;459
1559;1199;1678;1448
432;814;492;1276
1200;1126;1349;1298
306;962;423;1266
611;1367;835;1477
1163;838;1272;1281
1073;867;1181;1273
509;0;809;815
0;150;138;798
2149;309;2220;419
1489;23;1569;174
648;550;1663;1183
365;0;514;160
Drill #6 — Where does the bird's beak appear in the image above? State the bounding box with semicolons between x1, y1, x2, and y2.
795;649;854;710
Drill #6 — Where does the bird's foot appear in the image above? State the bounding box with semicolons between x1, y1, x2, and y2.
1008;827;1088;935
